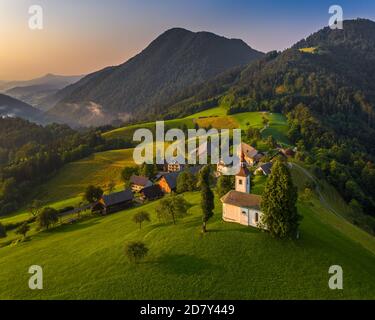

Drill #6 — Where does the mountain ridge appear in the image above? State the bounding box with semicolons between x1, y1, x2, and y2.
0;93;44;122
48;28;264;126
0;74;85;111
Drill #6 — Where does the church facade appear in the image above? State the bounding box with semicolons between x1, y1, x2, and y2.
221;154;263;228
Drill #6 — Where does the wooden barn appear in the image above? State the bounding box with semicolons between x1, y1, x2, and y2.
92;190;134;215
140;185;164;201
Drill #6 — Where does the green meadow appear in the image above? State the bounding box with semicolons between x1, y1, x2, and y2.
103;108;289;144
0;181;374;299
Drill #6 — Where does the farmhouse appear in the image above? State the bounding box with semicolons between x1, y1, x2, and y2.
130;175;152;192
158;171;179;193
221;154;263;228
240;142;262;165
158;166;202;193
92;189;134;215
255;162;273;176
140;184;164;201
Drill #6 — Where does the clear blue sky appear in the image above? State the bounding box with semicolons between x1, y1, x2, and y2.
0;0;374;80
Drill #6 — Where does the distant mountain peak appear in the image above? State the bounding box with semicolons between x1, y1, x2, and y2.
49;28;264;127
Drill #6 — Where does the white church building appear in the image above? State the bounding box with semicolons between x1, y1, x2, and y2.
221;154;263;228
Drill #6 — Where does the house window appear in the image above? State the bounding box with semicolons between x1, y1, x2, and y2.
238;179;243;185
242;211;247;215
255;212;259;223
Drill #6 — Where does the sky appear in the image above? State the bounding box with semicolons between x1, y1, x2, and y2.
0;0;374;81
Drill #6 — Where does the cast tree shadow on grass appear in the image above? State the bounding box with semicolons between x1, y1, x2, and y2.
150;254;215;276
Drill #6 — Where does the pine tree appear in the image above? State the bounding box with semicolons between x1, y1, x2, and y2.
200;166;214;233
260;160;301;238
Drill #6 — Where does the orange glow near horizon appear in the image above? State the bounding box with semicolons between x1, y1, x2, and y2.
1;0;374;81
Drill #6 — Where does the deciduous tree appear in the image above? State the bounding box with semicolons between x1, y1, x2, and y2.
156;194;189;224
125;241;149;263
38;207;59;230
133;211;151;229
83;185;103;204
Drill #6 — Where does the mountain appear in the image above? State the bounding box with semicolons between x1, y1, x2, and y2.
0;93;45;123
48;28;264;126
0;74;84;111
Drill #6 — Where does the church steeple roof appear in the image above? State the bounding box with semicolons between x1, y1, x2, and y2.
237;152;250;177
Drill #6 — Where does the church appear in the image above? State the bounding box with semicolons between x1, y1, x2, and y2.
221;154;263;228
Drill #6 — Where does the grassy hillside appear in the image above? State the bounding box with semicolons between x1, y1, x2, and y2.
0;188;374;299
102;118;195;140
34;149;135;203
0;149;135;226
103;108;289;144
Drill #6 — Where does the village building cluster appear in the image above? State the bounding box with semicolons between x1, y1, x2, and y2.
87;142;295;228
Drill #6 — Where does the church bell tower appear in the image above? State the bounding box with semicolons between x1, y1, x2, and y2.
235;152;251;193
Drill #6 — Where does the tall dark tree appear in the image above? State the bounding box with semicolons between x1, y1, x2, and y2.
200;165;214;233
260;160;301;238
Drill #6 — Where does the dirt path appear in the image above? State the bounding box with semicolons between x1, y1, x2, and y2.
289;162;340;217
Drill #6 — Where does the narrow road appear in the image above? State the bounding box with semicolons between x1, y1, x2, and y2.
289;162;340;217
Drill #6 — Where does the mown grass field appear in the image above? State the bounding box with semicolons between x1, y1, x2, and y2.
232;112;289;144
102;118;195;140
195;116;238;129
103;107;289;144
35;149;135;204
0;149;135;227
0;185;374;299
